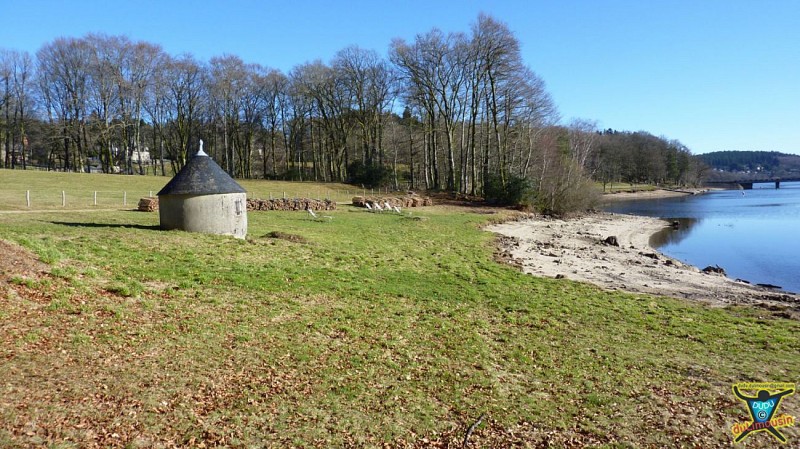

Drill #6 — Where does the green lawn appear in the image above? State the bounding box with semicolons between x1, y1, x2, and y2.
0;169;369;210
596;182;659;194
0;170;798;448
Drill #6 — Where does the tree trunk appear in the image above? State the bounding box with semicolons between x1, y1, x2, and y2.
408;127;415;190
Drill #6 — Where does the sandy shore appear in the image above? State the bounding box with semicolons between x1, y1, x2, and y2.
599;188;713;202
488;212;799;313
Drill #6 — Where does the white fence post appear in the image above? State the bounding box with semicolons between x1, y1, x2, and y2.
26;190;30;208
124;191;127;206
62;191;66;207
94;191;97;206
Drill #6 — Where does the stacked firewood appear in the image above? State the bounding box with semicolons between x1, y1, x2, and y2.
138;197;338;212
246;198;337;211
351;195;433;208
137;197;159;212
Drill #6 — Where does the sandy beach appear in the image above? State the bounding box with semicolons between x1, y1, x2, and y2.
488;211;799;315
599;188;713;202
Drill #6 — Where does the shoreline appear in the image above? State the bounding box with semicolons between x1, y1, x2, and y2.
488;211;799;314
599;187;714;202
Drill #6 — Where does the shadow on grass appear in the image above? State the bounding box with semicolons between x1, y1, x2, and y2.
50;221;161;231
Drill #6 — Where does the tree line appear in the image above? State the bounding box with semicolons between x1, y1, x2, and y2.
0;14;706;213
591;129;707;191
698;150;800;182
698;151;783;173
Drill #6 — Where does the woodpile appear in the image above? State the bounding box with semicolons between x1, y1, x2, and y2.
246;198;337;211
351;195;433;209
138;197;159;212
137;196;336;212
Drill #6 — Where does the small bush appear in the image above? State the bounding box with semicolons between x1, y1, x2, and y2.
536;175;601;216
347;161;393;189
483;173;534;207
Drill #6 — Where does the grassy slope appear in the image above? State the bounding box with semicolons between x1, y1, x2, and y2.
0;169;362;210
0;171;798;448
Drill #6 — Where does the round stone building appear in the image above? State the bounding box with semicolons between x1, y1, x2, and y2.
157;141;247;239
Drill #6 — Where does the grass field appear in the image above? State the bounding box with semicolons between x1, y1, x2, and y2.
0;169;798;448
596;182;659;193
0;169;374;211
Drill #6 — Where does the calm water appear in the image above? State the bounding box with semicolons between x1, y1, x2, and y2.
603;182;800;293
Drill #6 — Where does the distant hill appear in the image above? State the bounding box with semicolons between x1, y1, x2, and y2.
698;151;800;181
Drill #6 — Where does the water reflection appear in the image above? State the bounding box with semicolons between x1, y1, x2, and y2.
602;184;800;293
649;217;699;248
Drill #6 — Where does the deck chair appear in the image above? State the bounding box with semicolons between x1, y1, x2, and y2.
308;208;333;221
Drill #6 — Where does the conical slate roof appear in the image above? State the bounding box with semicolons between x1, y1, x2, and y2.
158;149;245;196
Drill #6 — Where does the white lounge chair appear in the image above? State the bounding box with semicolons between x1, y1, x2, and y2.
308;208;333;221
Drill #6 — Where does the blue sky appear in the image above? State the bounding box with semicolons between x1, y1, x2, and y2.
2;0;799;154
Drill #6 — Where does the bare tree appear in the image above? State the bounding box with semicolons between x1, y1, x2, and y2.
516;67;558;178
122;40;165;174
391;29;471;191
142;52;173;175
0;52;11;168
237;62;269;179
534;121;600;214
285;70;312;180
291;61;354;181
471;14;522;186
207;54;248;176
388;40;440;189
332;46;396;166
84;34;123;173
256;68;289;178
0;50;34;169
163;54;206;171
36;37;93;171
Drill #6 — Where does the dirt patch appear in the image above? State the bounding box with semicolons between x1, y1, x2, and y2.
263;231;308;244
0;239;50;282
425;191;485;207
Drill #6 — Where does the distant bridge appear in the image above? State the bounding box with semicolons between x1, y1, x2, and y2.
705;177;800;189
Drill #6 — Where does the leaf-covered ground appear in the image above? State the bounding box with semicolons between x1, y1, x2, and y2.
0;205;798;448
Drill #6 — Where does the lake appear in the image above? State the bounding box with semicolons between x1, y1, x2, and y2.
603;182;800;294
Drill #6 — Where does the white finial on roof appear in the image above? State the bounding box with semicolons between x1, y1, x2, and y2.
197;139;208;157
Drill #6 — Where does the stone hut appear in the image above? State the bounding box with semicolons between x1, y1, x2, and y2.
157;141;247;239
